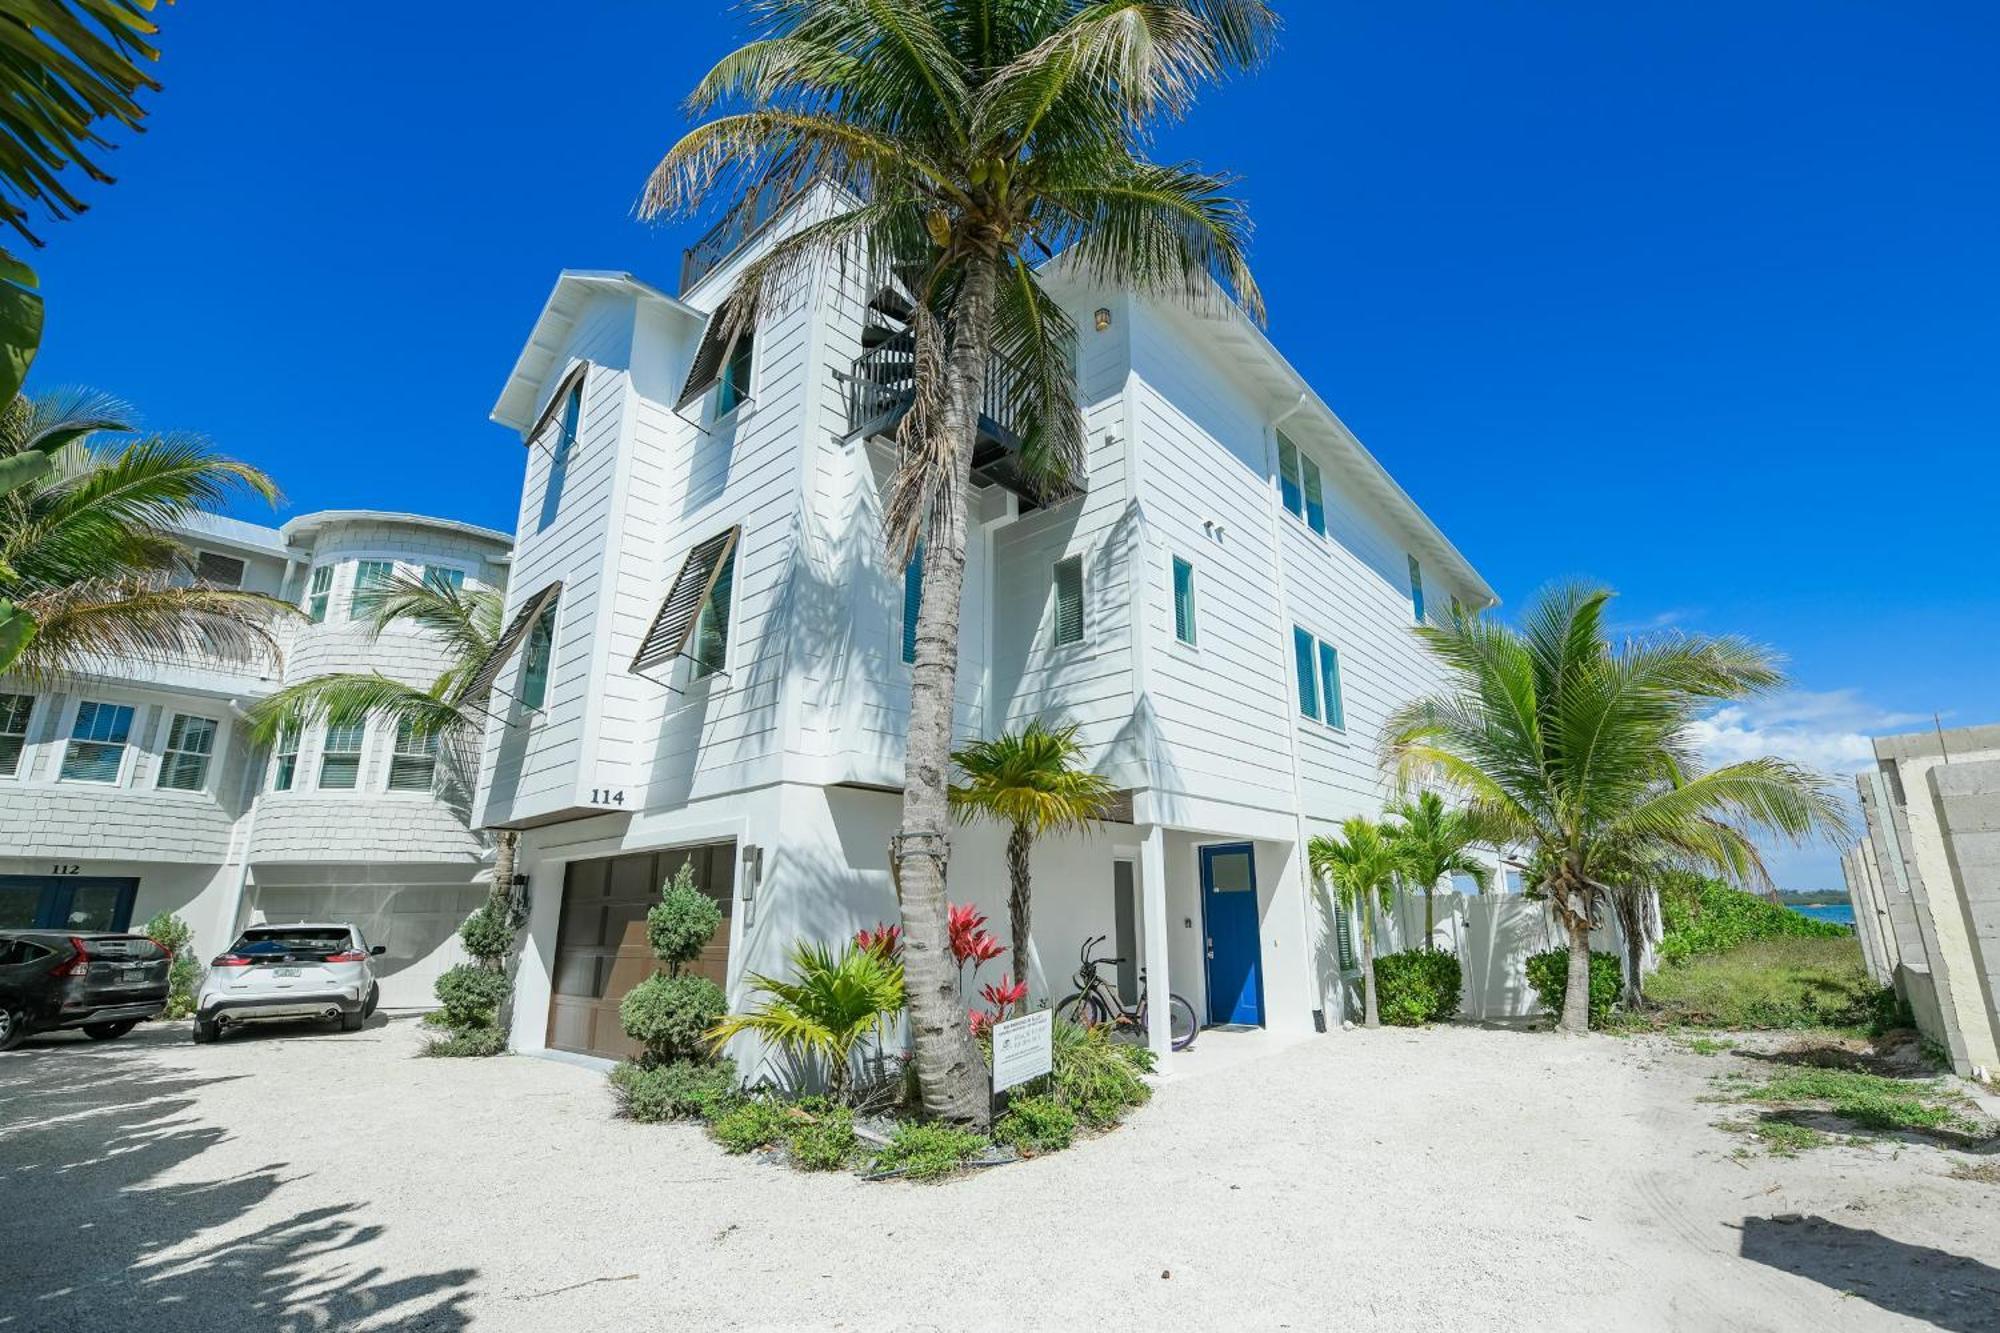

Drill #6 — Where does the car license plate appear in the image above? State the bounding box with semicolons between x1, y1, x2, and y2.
274;966;301;978
122;966;146;983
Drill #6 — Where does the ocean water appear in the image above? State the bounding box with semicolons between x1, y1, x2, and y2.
1789;903;1856;927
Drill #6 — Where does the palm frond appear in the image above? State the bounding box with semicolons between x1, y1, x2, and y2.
950;718;1117;835
1040;159;1263;320
8;577;291;684
242;673;463;748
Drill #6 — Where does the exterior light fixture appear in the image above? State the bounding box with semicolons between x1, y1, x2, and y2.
1094;307;1112;332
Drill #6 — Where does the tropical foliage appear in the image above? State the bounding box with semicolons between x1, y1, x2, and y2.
620;859;730;1065
1658;873;1848;964
0;390;289;680
709;938;905;1103
1383;582;1846;1032
951;719;1115;1010
1308;817;1398;1028
645;0;1274;1127
1382;789;1490;945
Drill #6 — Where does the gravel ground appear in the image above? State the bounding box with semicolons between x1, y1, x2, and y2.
2;1015;1996;1332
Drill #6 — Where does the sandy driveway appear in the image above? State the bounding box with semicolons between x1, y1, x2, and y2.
1;1015;1994;1332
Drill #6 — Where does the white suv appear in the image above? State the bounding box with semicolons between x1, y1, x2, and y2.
193;923;384;1043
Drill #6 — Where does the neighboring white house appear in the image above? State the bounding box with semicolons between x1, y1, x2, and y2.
0;508;512;1008
472;187;1510;1072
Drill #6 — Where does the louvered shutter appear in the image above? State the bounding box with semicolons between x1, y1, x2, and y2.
1052;556;1084;647
462;581;563;703
631;527;742;673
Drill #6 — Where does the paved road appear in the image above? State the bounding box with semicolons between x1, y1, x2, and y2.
1;1015;1994;1331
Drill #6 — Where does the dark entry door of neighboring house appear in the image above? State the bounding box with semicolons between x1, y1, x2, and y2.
1199;843;1263;1027
0;876;140;933
545;842;734;1061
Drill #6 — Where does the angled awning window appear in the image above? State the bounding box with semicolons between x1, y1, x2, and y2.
524;361;590;453
463;581;563;703
674;292;755;412
631;527;741;673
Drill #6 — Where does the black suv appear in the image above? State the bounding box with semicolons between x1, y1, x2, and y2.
0;931;171;1050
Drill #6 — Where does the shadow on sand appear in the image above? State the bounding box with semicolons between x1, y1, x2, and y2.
1738;1214;2000;1332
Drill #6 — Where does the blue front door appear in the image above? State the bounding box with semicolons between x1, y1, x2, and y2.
1199;843;1263;1026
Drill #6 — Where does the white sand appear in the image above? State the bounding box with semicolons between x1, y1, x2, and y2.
2;1015;1994;1331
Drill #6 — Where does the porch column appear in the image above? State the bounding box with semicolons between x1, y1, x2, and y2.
1140;824;1173;1073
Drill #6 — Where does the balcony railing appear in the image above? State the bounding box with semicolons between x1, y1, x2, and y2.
680;178;807;294
842;331;1078;510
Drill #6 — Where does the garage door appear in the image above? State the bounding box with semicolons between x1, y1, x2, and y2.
546;842;734;1061
251;881;489;1009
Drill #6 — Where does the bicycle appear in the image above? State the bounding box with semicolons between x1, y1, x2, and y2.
1054;934;1199;1051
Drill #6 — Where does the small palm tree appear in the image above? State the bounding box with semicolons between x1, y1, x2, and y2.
1308;818;1399;1029
950;720;1115;1003
0;391;290;680
1383;790;1491;947
1383;583;1847;1033
645;0;1273;1127
709;940;906;1104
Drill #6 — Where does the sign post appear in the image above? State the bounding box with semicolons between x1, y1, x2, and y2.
990;1009;1053;1102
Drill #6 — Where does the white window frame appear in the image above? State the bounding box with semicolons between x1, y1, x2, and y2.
385;719;439;794
304;564;334;624
271;723;302;792
156;712;221;793
350;558;399;620
1170;553;1198;649
0;691;33;780
59;698;138;785
318;715;368;790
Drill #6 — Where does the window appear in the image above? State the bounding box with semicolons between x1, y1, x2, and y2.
319;715;365;789
387;720;438;792
1503;868;1526;895
352;559;396;618
717;332;754;415
158;714;218;791
194;551;245;587
1293;626;1319;721
1277;432;1303;517
60;700;135;783
272;724;300;791
1301;455;1327;536
1408;555;1425;624
305;565;333;624
1318;640;1345;730
424;565;465;595
691;547;735;679
1172;556;1197;645
901;541;924;665
522;597;559;705
1052;555;1085;647
537;379;583;533
0;692;31;777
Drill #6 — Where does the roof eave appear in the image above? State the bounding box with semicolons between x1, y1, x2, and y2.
490;270;702;432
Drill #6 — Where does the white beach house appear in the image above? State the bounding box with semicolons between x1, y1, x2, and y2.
473;189;1503;1070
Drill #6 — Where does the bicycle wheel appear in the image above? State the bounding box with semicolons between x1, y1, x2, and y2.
1168;995;1199;1050
1055;991;1110;1028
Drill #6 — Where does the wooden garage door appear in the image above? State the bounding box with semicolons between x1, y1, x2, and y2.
546;842;734;1060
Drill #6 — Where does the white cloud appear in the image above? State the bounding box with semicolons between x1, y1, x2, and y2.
1688;688;1929;776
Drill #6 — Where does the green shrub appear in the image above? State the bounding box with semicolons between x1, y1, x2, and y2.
458;903;515;963
423;1027;507;1058
620;972;728;1063
1524;949;1621;1027
1658;876;1848;964
710;1098;791;1154
1646;937;1886;1031
143;911;201;1020
1373;948;1463;1026
1048;1019;1152;1126
434;964;512;1030
785;1105;858;1171
647;860;723;969
870;1122;990;1181
609;1057;740;1123
994;1094;1077;1155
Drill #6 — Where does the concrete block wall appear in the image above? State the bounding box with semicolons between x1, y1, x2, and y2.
1927;758;2000;1074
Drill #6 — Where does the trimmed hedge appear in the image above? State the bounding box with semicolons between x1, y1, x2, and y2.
609;1057;740;1123
620;972;728;1063
1373;949;1463;1026
1525;948;1621;1028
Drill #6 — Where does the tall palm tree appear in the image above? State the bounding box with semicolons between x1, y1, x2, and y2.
950;719;1115;1002
1383;790;1490;947
1382;583;1846;1034
643;0;1273;1124
1308;817;1398;1029
242;572;525;904
0;390;289;680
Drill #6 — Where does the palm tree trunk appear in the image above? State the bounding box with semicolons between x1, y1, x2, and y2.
892;254;1000;1128
1423;884;1435;947
1006;821;1032;1011
1560;895;1593;1034
1612;884;1650;1010
1361;912;1380;1029
489;829;519;925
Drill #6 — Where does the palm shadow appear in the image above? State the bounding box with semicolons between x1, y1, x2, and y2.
1738;1214;2000;1332
0;1044;475;1332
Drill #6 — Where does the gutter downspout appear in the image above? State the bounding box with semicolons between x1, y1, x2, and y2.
220;697;263;948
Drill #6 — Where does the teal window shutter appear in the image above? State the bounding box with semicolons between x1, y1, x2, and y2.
1293;626;1319;721
1277;432;1304;517
902;541;924;664
1336;904;1356;971
1172;556;1196;644
538;380;582;533
1052;555;1085;647
1408;555;1425;624
1318;640;1344;730
1302;456;1326;536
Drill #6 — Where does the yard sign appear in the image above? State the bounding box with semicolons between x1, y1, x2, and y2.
991;1009;1053;1092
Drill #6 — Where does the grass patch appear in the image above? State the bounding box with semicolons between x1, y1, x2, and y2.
1948;1161;2000;1185
1725;1063;1992;1141
1681;1036;1737;1056
1721;1117;1831;1157
870;1122;991;1181
1641;937;1891;1032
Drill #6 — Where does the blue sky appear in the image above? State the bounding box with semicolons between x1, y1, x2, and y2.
27;3;1998;888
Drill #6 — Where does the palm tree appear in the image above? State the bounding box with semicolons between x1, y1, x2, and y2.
242;572;526;905
1382;583;1847;1034
642;0;1273;1125
709;939;906;1104
950;719;1116;1002
0;390;290;680
1308;817;1398;1029
1383;790;1490;947
1;1;171;401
